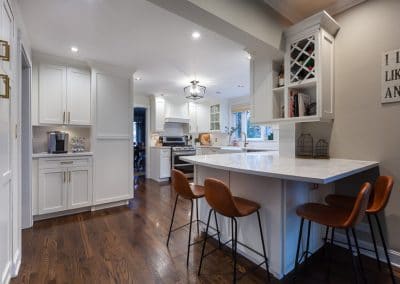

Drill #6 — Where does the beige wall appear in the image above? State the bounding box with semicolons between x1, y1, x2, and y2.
331;0;400;250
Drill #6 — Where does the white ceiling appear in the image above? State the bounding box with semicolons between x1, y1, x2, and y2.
264;0;367;23
17;0;251;99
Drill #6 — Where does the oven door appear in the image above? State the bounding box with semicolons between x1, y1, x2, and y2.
172;151;195;177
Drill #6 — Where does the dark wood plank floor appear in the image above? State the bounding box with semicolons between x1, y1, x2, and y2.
12;178;400;283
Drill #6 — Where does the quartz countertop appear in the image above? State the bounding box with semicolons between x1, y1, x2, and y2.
196;145;277;151
181;152;378;184
32;152;94;158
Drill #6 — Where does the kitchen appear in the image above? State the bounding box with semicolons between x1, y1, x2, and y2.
0;0;399;283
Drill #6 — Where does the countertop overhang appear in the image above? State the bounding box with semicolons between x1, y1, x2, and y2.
32;152;94;159
181;152;378;184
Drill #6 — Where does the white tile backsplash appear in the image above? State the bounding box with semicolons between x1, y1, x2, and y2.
33;126;91;153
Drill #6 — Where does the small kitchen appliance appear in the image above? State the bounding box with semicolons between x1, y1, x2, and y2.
47;131;69;154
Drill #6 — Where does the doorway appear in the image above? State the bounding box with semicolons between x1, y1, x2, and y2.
133;107;146;181
20;45;32;229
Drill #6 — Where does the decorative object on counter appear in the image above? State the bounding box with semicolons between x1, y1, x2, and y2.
198;133;211;146
183;80;206;100
296;133;313;158
266;127;274;140
71;136;87;153
224;126;238;145
314;139;329;159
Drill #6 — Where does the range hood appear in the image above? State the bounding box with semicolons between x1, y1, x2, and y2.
164;117;190;124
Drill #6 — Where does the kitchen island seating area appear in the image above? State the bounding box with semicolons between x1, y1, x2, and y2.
198;178;270;283
295;182;372;284
325;176;396;284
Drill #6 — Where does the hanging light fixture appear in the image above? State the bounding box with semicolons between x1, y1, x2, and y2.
183;80;206;100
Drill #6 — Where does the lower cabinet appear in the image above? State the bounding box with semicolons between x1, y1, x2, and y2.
37;157;93;215
150;147;171;182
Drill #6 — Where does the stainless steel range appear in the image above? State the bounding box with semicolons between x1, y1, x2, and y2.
162;136;196;178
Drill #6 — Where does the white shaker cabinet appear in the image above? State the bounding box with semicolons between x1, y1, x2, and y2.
67;67;91;125
37;63;91;125
150;147;171;182
150;96;165;132
38;63;67;124
37;157;93;215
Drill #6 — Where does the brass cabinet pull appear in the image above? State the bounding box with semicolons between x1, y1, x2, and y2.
0;74;10;99
68;112;71;124
63;172;66;183
69;171;71;183
60;161;73;165
0;40;10;61
63;111;66;124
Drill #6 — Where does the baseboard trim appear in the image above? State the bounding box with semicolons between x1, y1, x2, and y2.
91;200;129;211
334;231;400;268
11;249;21;277
1;260;11;284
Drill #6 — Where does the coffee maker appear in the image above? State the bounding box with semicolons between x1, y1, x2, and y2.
47;131;69;154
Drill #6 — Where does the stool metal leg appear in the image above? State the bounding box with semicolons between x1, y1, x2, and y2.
231;218;235;259
294;218;305;276
352;228;367;283
346;229;359;284
196;199;200;235
367;214;381;270
256;210;270;281
374;214;396;284
304;220;312;269
213;210;222;248
186;199;194;266
232;217;238;284
326;227;335;279
198;209;213;276
166;194;179;247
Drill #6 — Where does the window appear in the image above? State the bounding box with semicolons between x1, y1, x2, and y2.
232;110;262;141
231;109;278;142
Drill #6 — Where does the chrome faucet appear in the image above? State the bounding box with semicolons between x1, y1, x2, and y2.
241;132;249;148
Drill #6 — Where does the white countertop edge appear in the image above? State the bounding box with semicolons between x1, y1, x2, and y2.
32;152;94;158
181;155;379;184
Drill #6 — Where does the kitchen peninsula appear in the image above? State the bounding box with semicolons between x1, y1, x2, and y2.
182;152;378;279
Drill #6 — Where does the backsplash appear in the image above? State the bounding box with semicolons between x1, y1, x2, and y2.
33;126;91;153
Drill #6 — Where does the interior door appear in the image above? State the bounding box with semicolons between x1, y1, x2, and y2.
38;169;67;214
67;67;91;125
68;167;92;209
38;63;66;124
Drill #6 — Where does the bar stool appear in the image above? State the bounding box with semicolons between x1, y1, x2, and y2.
295;182;371;283
325;176;395;284
198;178;270;283
166;169;221;266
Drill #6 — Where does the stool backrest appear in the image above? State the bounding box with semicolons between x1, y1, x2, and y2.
204;178;240;217
344;182;371;227
369;176;394;213
171;169;194;199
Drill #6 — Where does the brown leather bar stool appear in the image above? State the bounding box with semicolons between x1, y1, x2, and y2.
295;182;371;284
198;178;270;283
166;169;221;266
325;176;395;284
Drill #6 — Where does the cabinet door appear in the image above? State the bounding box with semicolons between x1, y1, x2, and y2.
155;98;165;132
67;68;91;125
196;103;210;133
68;166;92;209
39;64;67;124
38;169;67;214
1;0;14;76
160;149;171;178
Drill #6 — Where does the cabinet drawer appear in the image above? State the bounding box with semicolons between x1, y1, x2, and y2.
160;149;171;158
39;157;92;169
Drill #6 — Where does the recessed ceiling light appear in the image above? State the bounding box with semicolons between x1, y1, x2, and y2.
216;91;221;94
70;46;79;53
192;31;201;39
135;77;142;81
237;85;244;88
247;53;252;60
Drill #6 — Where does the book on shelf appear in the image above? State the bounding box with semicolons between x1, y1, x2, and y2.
289;90;311;117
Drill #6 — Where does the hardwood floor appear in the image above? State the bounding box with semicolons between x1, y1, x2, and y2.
12;178;400;283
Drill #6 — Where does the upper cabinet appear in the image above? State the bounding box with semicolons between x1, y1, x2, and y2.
35;62;91;126
150;96;165;132
251;11;340;124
